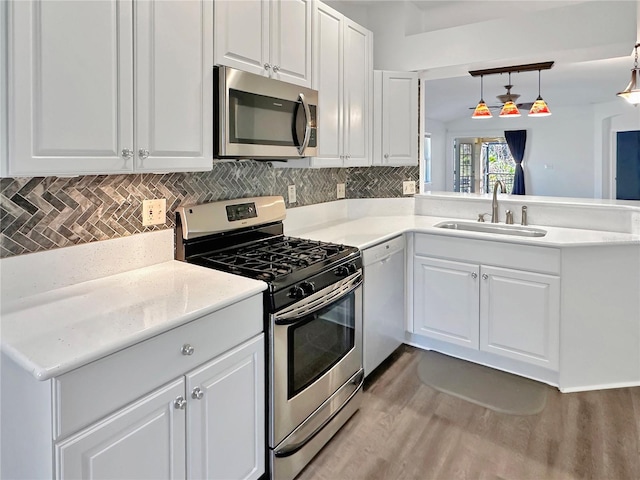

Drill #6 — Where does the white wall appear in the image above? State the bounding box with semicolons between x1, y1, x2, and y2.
363;1;635;74
444;105;597;198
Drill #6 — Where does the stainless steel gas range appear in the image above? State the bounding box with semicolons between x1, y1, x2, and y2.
175;196;364;480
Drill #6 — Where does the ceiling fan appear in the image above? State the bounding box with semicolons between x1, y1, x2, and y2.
469;84;534;110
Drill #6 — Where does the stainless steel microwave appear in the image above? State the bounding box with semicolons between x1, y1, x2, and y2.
214;66;318;159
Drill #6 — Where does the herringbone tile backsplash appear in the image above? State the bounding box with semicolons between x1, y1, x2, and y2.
0;161;418;258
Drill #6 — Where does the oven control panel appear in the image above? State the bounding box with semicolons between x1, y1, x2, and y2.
226;202;258;222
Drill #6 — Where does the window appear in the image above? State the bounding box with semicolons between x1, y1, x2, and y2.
482;141;515;194
423;134;432;185
452;136;515;194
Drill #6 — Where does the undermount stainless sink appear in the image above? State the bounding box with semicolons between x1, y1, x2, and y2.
434;221;547;238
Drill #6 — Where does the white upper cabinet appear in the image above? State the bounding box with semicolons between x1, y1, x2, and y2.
373;71;419;166
5;0;213;177
7;0;134;176
214;0;312;88
312;1;372;168
134;0;214;173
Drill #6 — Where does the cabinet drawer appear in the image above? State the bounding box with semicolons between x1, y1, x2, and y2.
414;233;560;274
54;295;262;440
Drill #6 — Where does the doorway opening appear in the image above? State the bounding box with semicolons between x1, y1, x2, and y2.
453;137;515;194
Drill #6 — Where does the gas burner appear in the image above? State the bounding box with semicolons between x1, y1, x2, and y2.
194;235;352;285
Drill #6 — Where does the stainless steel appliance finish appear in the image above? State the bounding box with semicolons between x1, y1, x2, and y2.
214;66;318;159
174;196;363;480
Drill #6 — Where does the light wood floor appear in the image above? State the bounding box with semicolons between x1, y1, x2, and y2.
297;345;640;480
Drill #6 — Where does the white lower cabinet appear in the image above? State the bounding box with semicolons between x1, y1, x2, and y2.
412;234;560;371
56;379;187;480
55;335;264;480
480;266;559;368
186;336;265;480
1;296;265;480
413;256;480;349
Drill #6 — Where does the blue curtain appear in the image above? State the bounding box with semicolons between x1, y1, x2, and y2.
505;130;527;195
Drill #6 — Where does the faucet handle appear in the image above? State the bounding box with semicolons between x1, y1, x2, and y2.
521;206;528;226
505;210;514;225
477;213;490;222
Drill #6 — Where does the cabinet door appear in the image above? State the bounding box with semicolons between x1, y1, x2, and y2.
56;379;186;480
311;1;344;167
186;335;265;480
6;0;134;176
413;256;480;348
213;0;269;77
135;0;212;173
270;0;312;87
480;266;560;369
342;17;371;167
380;71;419;166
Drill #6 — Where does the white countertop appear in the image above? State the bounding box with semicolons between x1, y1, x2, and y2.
289;215;640;249
1;260;267;380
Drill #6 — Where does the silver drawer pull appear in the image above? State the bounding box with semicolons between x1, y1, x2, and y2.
482;274;489;280
138;148;149;159
121;148;133;159
181;344;195;356
471;272;478;279
174;396;187;410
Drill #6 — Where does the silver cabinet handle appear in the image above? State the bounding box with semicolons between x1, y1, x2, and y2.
471;272;478;279
122;148;134;159
384;153;389;159
191;387;204;400
482;274;489;280
138;148;149;160
346;154;351;159
272;65;280;72
174;396;187;410
264;63;271;70
181;344;194;356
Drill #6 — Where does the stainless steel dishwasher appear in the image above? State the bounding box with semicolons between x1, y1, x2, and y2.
362;235;405;377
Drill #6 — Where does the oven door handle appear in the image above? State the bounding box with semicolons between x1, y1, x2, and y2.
274;272;362;325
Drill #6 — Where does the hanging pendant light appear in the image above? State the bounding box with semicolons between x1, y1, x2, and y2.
617;43;640;105
499;74;521;117
529;69;552;116
472;75;492;119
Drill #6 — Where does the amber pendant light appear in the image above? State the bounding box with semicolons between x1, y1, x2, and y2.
472;75;492;119
617;43;640;106
499;73;521;118
529;70;552;116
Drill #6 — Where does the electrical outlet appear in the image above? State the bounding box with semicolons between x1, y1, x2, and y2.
288;184;297;204
337;183;346;199
142;198;166;226
402;181;416;195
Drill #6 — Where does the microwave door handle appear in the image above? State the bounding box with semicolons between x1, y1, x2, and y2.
297;93;312;156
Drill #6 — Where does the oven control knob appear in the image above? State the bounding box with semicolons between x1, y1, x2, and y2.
335;265;350;277
300;281;315;295
289;285;305;299
347;263;357;274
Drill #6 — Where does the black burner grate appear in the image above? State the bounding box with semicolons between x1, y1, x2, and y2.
197;236;348;282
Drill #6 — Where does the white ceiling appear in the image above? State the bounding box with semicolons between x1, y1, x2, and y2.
424;55;635;123
341;0;639;123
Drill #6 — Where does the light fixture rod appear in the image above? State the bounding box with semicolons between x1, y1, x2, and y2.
469;61;554;77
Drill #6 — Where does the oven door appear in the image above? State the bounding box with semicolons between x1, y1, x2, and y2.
270;271;363;447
